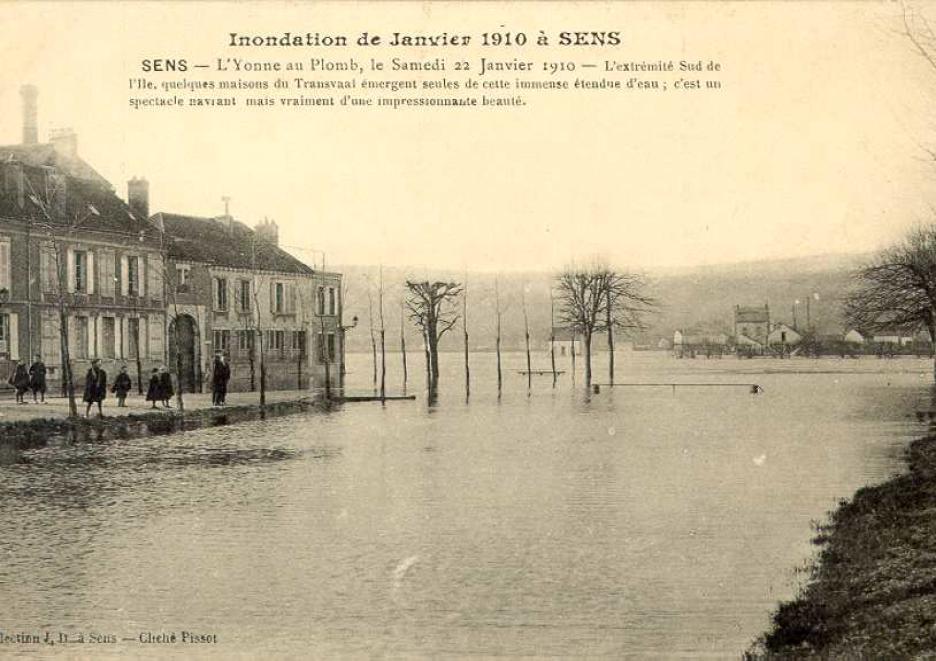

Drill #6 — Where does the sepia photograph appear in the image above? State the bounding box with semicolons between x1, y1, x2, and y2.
2;1;936;658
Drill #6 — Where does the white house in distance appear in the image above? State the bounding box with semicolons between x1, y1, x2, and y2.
844;329;865;345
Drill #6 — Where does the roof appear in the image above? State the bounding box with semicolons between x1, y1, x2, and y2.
735;305;769;323
0;143;111;188
154;212;314;276
0;160;156;237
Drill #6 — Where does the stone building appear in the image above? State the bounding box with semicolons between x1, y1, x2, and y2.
0;87;167;390
150;210;344;393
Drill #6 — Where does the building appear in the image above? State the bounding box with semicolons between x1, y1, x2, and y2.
150;210;344;393
767;323;802;348
734;304;770;348
673;329;729;357
0;86;167;390
547;326;583;356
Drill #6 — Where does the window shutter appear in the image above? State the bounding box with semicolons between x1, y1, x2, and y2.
67;248;76;293
270;281;276;313
0;239;10;291
147;254;162;301
287;283;297;313
147;316;163;360
9;313;18;360
138;257;146;298
39;244;55;294
120;256;129;296
41;310;60;365
100;249;115;297
115;316;123;359
89;316;97;358
86;250;96;295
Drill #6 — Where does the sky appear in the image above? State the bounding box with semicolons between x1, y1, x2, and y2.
1;1;934;273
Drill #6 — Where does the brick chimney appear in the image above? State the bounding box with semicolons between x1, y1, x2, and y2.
50;128;78;159
20;85;38;145
127;177;150;219
254;217;279;246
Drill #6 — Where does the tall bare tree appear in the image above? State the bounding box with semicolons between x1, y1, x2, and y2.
463;273;470;399
844;225;936;378
555;263;655;387
405;280;462;391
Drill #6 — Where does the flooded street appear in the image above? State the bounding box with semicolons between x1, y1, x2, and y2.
0;351;930;658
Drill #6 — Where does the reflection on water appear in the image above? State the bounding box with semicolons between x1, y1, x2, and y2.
0;351;930;658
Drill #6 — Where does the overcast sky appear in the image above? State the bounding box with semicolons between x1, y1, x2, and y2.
1;1;934;272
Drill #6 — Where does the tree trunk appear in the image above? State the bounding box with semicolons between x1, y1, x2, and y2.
58;308;77;417
607;289;615;385
400;299;408;390
584;330;593;387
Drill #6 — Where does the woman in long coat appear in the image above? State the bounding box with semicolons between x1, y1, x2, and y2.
82;358;107;418
28;354;46;403
8;360;30;404
158;366;174;408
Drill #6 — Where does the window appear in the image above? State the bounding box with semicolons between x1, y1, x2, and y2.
292;330;306;355
317;286;325;315
317;332;336;363
214;277;228;311
74;250;88;293
269;330;285;353
237;329;254;352
0;313;8;355
128;318;140;358
102;317;116;359
175;264;190;292
238;280;251;312
0;238;10;292
273;282;285;314
328;287;336;316
327;333;336;362
127;255;140;297
213;329;230;353
74;316;89;359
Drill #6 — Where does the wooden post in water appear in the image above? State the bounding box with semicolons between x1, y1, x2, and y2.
522;288;532;391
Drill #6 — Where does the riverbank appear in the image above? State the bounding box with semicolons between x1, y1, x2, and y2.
749;433;936;658
0;390;333;458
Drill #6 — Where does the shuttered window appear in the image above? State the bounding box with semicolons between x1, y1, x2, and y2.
0;238;10;292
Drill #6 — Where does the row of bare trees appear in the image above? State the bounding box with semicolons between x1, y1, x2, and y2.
355;263;655;397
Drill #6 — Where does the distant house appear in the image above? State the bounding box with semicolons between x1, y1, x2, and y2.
548;326;582;356
734;304;770;348
767;323;801;347
673;329;728;357
844;329;865;345
871;329;915;346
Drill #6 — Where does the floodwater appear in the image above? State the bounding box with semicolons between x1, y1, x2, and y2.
0;350;931;658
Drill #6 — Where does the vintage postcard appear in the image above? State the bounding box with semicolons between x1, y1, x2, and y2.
1;1;935;658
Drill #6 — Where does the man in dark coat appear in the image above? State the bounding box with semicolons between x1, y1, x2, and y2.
159;366;174;408
145;368;161;409
211;353;231;406
82;358;107;418
29;354;46;403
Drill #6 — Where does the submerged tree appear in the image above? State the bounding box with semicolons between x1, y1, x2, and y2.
555;263;655;387
405;280;462;391
844;225;936;378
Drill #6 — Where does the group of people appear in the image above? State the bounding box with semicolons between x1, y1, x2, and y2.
6;354;47;404
7;353;233;417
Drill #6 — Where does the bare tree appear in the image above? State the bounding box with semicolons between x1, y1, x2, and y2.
399;294;408;391
844;225;936;378
555;263;655;387
463;272;470;400
550;288;557;387
405;280;462;391
522;287;532;391
495;276;503;395
378;266;386;400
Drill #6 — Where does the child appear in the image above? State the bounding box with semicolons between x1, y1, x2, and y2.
8;360;30;404
145;368;161;409
112;365;132;407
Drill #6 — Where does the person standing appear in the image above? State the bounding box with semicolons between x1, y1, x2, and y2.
145;368;161;409
28;354;47;403
82;358;107;418
211;353;231;406
112;365;132;407
8;360;30;404
159;366;174;409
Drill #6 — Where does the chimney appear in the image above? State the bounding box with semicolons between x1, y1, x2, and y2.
49;128;78;159
127;177;150;219
20;85;38;145
254;217;279;246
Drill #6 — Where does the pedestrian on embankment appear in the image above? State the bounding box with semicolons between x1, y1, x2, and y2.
145;368;161;409
112;365;132;407
82;358;107;418
28;354;46;403
8;360;30;404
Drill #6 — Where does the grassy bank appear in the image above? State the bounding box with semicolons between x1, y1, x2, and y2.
748;434;936;659
0;397;331;458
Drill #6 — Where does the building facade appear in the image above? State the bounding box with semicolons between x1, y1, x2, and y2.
0;140;167;391
152;212;344;393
